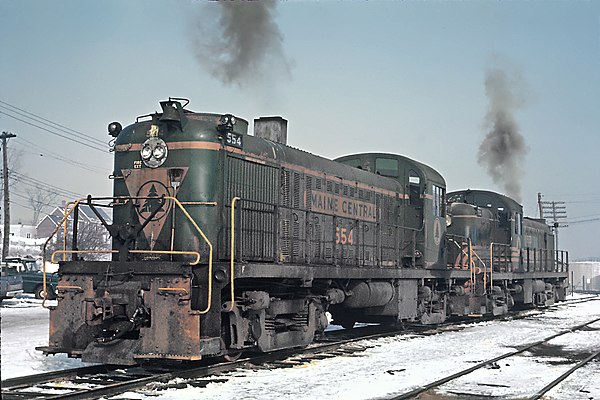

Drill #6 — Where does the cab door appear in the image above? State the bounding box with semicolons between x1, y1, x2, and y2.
405;170;423;230
401;170;424;265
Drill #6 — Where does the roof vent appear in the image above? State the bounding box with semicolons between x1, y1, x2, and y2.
254;116;287;145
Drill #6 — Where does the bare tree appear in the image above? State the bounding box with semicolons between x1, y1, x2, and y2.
45;221;111;261
27;188;58;225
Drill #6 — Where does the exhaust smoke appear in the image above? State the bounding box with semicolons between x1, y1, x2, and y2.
478;67;529;202
191;0;291;87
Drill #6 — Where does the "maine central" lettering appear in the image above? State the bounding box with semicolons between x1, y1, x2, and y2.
310;192;377;222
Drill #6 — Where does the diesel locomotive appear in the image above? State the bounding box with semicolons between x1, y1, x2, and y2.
38;98;569;365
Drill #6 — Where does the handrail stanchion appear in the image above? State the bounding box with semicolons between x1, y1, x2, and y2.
490;243;494;292
42;198;86;308
166;196;214;314
469;239;474;291
227;197;241;312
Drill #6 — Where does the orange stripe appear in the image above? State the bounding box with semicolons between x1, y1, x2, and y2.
121;141;229;152
120;140;403;198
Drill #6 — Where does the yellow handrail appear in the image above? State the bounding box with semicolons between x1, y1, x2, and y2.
165;196;214;314
158;287;189;295
42;198;86;308
51;249;201;265
490;242;494;292
63;199;87;260
227;197;241;312
179;201;218;206
483;249;487;293
42;195;214;313
469;240;474;290
467;241;489;295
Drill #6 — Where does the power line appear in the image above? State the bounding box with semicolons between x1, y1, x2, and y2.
13;175;83;199
13;140;107;174
12;191;57;208
10;170;84;198
0;110;107;153
567;216;600;225
0;100;107;147
11;199;34;211
13;179;80;200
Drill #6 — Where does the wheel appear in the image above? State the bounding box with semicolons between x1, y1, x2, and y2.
34;285;55;300
340;320;356;330
224;351;243;362
219;337;243;362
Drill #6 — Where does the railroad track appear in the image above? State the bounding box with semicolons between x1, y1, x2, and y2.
0;326;396;400
389;316;600;400
3;295;598;399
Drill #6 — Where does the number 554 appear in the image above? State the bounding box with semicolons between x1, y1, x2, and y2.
335;227;354;245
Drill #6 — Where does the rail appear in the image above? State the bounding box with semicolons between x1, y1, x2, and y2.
390;316;600;399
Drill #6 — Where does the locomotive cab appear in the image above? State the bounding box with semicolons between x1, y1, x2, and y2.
335;153;446;269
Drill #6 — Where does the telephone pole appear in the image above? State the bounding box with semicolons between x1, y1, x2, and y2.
537;192;568;251
1;131;16;260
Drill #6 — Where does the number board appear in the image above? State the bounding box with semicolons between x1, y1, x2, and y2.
225;132;243;149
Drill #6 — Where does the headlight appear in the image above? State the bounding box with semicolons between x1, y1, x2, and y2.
217;113;237;133
141;145;153;160
153;145;166;159
140;138;168;168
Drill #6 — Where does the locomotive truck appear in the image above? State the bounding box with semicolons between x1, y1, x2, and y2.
38;98;568;365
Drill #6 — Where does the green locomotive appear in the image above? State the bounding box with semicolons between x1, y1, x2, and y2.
38;99;569;365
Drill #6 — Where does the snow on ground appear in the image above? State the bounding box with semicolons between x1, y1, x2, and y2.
0;295;96;379
2;294;599;399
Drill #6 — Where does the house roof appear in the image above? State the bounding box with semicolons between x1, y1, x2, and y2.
36;205;112;230
78;205;112;224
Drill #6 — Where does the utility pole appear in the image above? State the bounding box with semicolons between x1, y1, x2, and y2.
538;193;568;251
1;131;16;260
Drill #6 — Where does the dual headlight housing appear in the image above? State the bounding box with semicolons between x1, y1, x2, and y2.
140;137;168;168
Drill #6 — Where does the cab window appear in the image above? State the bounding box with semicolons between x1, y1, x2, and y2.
341;158;363;169
498;208;510;229
432;184;445;217
375;158;399;177
515;212;522;235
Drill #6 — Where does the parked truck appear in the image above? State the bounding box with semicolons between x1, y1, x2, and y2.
0;262;23;300
3;256;58;299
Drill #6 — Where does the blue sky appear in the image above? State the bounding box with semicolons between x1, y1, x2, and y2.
1;0;599;259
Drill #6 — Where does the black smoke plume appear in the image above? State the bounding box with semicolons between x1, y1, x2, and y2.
192;0;291;87
478;67;529;202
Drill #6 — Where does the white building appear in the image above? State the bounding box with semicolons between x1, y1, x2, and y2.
9;223;37;239
570;261;600;292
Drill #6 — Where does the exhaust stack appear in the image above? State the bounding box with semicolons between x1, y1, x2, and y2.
254;116;287;145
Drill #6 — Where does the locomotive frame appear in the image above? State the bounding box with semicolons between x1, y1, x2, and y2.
38;99;569;365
